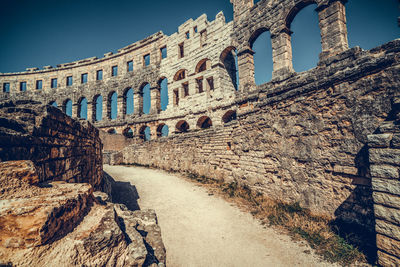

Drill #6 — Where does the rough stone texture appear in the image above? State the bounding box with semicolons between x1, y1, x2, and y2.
369;95;400;265
0;100;103;190
0;0;399;265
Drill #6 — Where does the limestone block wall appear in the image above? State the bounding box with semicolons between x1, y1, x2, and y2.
368;96;400;266
0;100;103;189
114;41;400;256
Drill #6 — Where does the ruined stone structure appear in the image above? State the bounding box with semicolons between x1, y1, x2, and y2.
0;0;399;265
0;101;166;266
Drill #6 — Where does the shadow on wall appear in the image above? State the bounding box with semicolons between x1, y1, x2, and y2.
333;97;399;263
105;171;141;211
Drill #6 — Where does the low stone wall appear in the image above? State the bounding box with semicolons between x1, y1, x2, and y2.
369;96;400;266
0;100;103;190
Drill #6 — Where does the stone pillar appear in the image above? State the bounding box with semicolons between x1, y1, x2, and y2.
271;29;294;80
72;103;79;119
134;91;143;116
150;86;161;114
117;95;123;119
87;101;94;123
237;46;255;92
368;97;400;266
317;0;349;60
102;96;108;121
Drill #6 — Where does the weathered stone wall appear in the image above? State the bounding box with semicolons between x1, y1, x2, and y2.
369;95;400;266
0;100;103;189
114;41;400;258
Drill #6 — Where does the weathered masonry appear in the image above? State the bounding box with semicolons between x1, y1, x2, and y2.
0;0;399;265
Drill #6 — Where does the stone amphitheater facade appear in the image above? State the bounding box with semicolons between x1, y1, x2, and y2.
1;0;400;265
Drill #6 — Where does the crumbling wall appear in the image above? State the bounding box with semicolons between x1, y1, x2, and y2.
0;100;103;189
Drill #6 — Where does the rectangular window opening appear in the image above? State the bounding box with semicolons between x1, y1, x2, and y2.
3;83;10;93
178;43;184;58
66;76;73;86
20;82;27;92
51;78;57;89
160;46;167;59
196;77;204;93
112;66;118;77
81;73;88;84
185;31;190;39
174;89;179;106
183;82;189;97
144;54;150;66
96;70;103;80
193;26;198;33
127;61;133;72
36;80;42;90
200;30;207;47
207;77;214;91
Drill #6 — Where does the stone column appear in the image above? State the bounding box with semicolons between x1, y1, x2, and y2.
117;95;123;119
72;103;79;119
87;101;94;123
102;96;108;121
317;0;349;60
271;29;294;80
134;91;143;116
237;46;255;92
150;86;161;114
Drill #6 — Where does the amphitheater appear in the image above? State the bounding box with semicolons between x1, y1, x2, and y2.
0;0;399;266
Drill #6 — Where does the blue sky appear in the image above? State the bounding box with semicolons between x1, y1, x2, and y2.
0;0;398;124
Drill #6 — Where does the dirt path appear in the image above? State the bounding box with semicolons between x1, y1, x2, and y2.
104;165;336;267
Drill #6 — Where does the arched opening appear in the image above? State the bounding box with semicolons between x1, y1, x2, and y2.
346;0;400;50
173;69;187;81
197;116;212;129
159;78;169;111
93;95;103;122
222;110;237;123
107;128;117;134
287;2;320;72
63;99;72;117
109;91;118;120
195;58;211;73
220;46;239;91
250;28;273;85
124;87;134;115
49;101;57;107
176;120;189;133
78;97;88;120
157;124;169;137
139;126;151;141
140;83;151;114
123;127;134;138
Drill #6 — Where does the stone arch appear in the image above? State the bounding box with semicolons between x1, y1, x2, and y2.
284;0;317;29
248;27;273;85
139;125;151;141
49;101;57;107
63;99;73;117
197;116;213;129
78;97;88;120
107;128;117;134
123;87;134;115
222;110;237;123
195;58;211;73
176;120;189;133
156;123;169;137
220;46;239;91
173;69;187;81
108;91;118;120
93;94;103;122
249;27;269;48
123;127;134;138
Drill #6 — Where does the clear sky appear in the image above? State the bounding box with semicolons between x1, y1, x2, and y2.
0;0;398;74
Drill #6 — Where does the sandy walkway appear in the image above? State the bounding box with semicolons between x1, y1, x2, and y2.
104;165;335;267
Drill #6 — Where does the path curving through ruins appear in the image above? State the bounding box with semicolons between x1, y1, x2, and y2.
104;165;336;267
